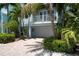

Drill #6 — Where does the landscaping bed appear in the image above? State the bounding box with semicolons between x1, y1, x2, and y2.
43;37;76;53
0;33;15;43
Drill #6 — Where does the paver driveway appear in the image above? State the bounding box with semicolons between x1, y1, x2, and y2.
0;38;44;56
0;38;78;56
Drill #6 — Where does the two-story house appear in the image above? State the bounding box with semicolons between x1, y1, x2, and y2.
0;3;58;38
22;6;58;37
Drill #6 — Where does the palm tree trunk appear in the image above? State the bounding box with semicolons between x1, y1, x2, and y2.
49;3;56;38
6;4;9;33
0;10;1;32
18;17;21;37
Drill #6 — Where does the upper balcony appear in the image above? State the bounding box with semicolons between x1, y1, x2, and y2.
21;9;58;26
31;9;58;24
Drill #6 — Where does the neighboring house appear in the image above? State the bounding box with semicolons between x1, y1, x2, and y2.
22;8;58;37
0;4;13;33
0;6;8;33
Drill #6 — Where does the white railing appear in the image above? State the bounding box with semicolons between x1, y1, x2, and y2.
32;15;50;22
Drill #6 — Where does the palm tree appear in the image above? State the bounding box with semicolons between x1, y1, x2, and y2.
0;3;18;33
22;3;56;37
55;3;65;39
8;4;22;37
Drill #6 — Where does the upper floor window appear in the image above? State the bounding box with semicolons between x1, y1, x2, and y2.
40;12;42;20
52;10;54;16
39;10;48;21
44;11;47;21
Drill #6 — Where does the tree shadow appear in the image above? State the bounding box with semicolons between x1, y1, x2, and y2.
24;41;54;56
24;41;79;56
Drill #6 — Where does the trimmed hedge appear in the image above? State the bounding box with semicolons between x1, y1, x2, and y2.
0;33;15;43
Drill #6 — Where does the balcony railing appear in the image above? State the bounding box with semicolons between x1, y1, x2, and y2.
32;14;50;22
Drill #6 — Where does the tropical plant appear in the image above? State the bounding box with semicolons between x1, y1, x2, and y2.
43;37;55;50
64;4;79;33
5;20;19;32
62;28;77;47
7;4;22;36
0;3;20;33
52;40;67;52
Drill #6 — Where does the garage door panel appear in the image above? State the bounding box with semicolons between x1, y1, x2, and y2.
32;26;54;37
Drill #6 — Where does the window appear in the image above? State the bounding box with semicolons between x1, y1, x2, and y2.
39;10;48;21
40;12;42;20
52;10;54;16
44;11;47;21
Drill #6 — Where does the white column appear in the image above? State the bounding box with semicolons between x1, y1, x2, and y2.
42;11;44;22
29;24;31;38
28;15;32;38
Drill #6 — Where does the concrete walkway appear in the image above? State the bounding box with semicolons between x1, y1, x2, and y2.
0;38;78;56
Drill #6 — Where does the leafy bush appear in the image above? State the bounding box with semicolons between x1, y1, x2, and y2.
56;23;62;39
76;34;79;43
23;27;28;34
5;20;19;32
0;33;15;43
52;40;67;52
65;38;76;53
62;28;77;47
52;40;75;53
43;37;55;51
43;37;75;53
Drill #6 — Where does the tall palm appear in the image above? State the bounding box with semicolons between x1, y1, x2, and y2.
8;4;22;36
47;3;56;37
0;3;18;33
55;3;65;39
22;3;56;37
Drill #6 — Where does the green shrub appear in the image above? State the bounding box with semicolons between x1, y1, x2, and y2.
66;38;76;53
43;37;75;53
0;33;15;43
43;37;55;51
5;20;18;32
76;34;79;43
52;40;75;53
52;40;67;52
62;28;77;47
